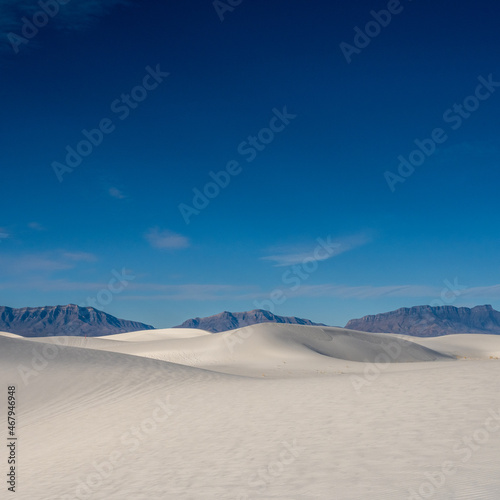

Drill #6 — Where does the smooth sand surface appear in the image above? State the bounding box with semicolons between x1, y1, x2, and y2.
1;325;500;499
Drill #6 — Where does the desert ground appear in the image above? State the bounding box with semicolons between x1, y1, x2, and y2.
1;324;500;500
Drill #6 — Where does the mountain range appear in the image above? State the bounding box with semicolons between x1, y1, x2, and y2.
1;304;500;337
345;304;500;337
0;304;154;337
174;309;326;333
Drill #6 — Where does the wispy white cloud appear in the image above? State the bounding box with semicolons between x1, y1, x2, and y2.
0;250;98;276
145;228;190;250
262;233;372;267
2;272;500;304
262;250;332;267
0;279;105;292
269;283;500;300
110;282;446;302
0;227;9;240
460;285;500;298
121;284;259;301
0;254;73;274
0;280;258;301
109;187;127;199
69;282;500;302
28;222;45;231
284;284;440;299
60;251;98;262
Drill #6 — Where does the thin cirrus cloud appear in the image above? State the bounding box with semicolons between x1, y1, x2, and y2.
460;285;500;298
2;275;500;303
61;282;500;301
262;233;372;267
60;251;98;262
0;280;258;301
283;283;500;300
28;222;45;231
108;187;127;200
121;284;259;301
0;250;98;276
0;279;106;292
285;284;440;300
145;228;190;250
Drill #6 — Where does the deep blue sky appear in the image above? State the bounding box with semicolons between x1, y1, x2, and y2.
1;0;499;327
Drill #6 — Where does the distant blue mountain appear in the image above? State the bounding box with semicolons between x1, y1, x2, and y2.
174;309;326;333
0;304;154;337
345;305;500;337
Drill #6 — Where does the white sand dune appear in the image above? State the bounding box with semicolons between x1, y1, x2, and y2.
409;334;500;359
22;324;454;378
98;327;212;341
1;325;500;499
0;330;24;338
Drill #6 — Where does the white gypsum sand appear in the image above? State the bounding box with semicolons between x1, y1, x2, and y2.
1;324;500;499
